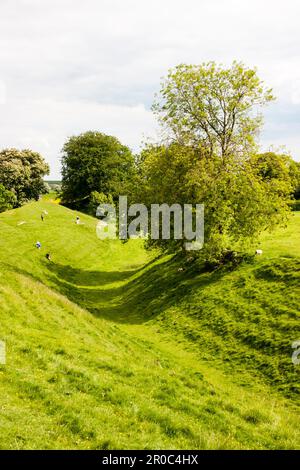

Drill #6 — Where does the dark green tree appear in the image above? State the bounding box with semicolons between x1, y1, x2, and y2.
61;131;135;210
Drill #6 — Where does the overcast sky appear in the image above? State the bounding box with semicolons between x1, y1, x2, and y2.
0;0;299;178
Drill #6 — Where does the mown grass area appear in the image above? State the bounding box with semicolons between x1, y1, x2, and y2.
0;198;299;449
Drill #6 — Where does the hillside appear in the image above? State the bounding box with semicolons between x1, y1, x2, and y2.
0;199;299;449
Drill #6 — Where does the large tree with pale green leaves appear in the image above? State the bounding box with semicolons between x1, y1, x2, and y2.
153;61;274;160
0;148;49;207
0;184;16;212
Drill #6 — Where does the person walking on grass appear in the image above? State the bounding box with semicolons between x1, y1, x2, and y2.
41;213;44;222
76;216;80;225
45;253;51;261
36;241;41;249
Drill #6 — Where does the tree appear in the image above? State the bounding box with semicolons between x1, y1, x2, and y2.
0;148;49;206
251;152;300;211
0;184;16;212
153;61;274;161
289;160;300;200
43;182;51;194
88;191;114;216
61;131;135;210
251;152;297;181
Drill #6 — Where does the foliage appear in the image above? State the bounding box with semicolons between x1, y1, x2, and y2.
140;63;296;263
251;152;299;182
61;131;135;209
51;184;62;192
0;148;49;206
137;144;294;263
88;191;114;215
46;181;62;192
292;200;300;211
0;183;16;212
289;160;300;199
153;61;274;159
0;199;299;449
43;182;51;194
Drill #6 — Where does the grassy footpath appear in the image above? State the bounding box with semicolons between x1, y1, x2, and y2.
0;198;299;449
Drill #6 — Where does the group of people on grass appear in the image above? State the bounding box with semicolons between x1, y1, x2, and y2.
35;212;81;262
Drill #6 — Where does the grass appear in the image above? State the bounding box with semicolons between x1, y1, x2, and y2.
0;197;299;449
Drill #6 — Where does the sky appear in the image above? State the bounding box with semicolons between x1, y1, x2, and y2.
0;0;299;179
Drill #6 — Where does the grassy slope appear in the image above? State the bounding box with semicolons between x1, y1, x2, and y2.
0;199;299;449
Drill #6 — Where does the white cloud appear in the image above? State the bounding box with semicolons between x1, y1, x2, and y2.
0;98;157;177
0;0;299;177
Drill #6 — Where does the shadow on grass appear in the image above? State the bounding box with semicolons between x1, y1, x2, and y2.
43;256;226;325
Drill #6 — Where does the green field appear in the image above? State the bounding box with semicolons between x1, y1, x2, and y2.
0;198;299;449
